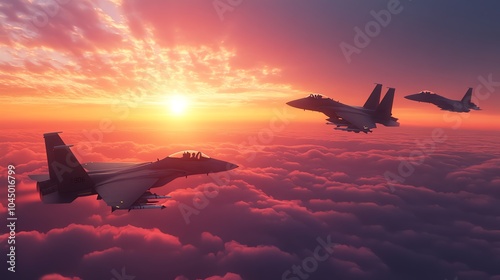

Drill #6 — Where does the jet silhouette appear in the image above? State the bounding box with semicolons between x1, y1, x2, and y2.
405;88;480;112
286;84;399;133
29;132;238;212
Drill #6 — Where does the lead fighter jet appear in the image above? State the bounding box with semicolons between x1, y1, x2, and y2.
404;88;480;112
29;132;238;212
286;84;399;133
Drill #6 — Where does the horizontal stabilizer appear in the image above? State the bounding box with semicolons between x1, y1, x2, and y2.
28;174;50;182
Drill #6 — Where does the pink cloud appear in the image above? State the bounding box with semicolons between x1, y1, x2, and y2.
205;272;244;280
39;274;82;280
1;128;499;279
82;247;123;260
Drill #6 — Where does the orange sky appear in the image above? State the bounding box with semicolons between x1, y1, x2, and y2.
1;0;499;131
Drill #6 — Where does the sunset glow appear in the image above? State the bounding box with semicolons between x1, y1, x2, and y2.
166;94;189;116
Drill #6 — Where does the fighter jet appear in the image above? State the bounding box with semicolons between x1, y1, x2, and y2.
286;84;399;133
29;132;238;212
404;88;480;112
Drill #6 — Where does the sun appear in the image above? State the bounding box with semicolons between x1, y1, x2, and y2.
167;94;188;115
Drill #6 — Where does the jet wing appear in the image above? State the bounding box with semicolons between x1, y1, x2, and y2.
95;177;159;210
330;109;376;131
437;104;452;110
94;169;187;210
83;162;148;171
435;102;455;111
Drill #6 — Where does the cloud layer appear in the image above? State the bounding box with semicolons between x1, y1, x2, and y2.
2;0;500;128
1;126;499;280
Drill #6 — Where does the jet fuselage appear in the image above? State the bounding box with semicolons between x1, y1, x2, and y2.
31;133;239;211
404;90;480;112
86;155;238;190
286;92;399;133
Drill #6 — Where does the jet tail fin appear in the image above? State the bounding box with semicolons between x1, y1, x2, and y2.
363;84;382;110
375;88;395;118
44;132;93;193
44;132;64;181
461;88;473;104
460;88;480;110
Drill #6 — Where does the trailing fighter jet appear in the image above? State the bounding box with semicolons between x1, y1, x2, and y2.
29;132;238;212
286;84;399;133
404;88;480;112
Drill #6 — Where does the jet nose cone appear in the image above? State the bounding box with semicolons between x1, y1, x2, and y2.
286;100;297;107
227;163;239;171
286;99;305;109
404;94;420;101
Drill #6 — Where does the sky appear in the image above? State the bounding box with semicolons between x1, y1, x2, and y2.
1;0;500;279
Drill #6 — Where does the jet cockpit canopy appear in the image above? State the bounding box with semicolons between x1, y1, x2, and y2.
420;90;434;95
308;93;328;99
169;150;211;160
